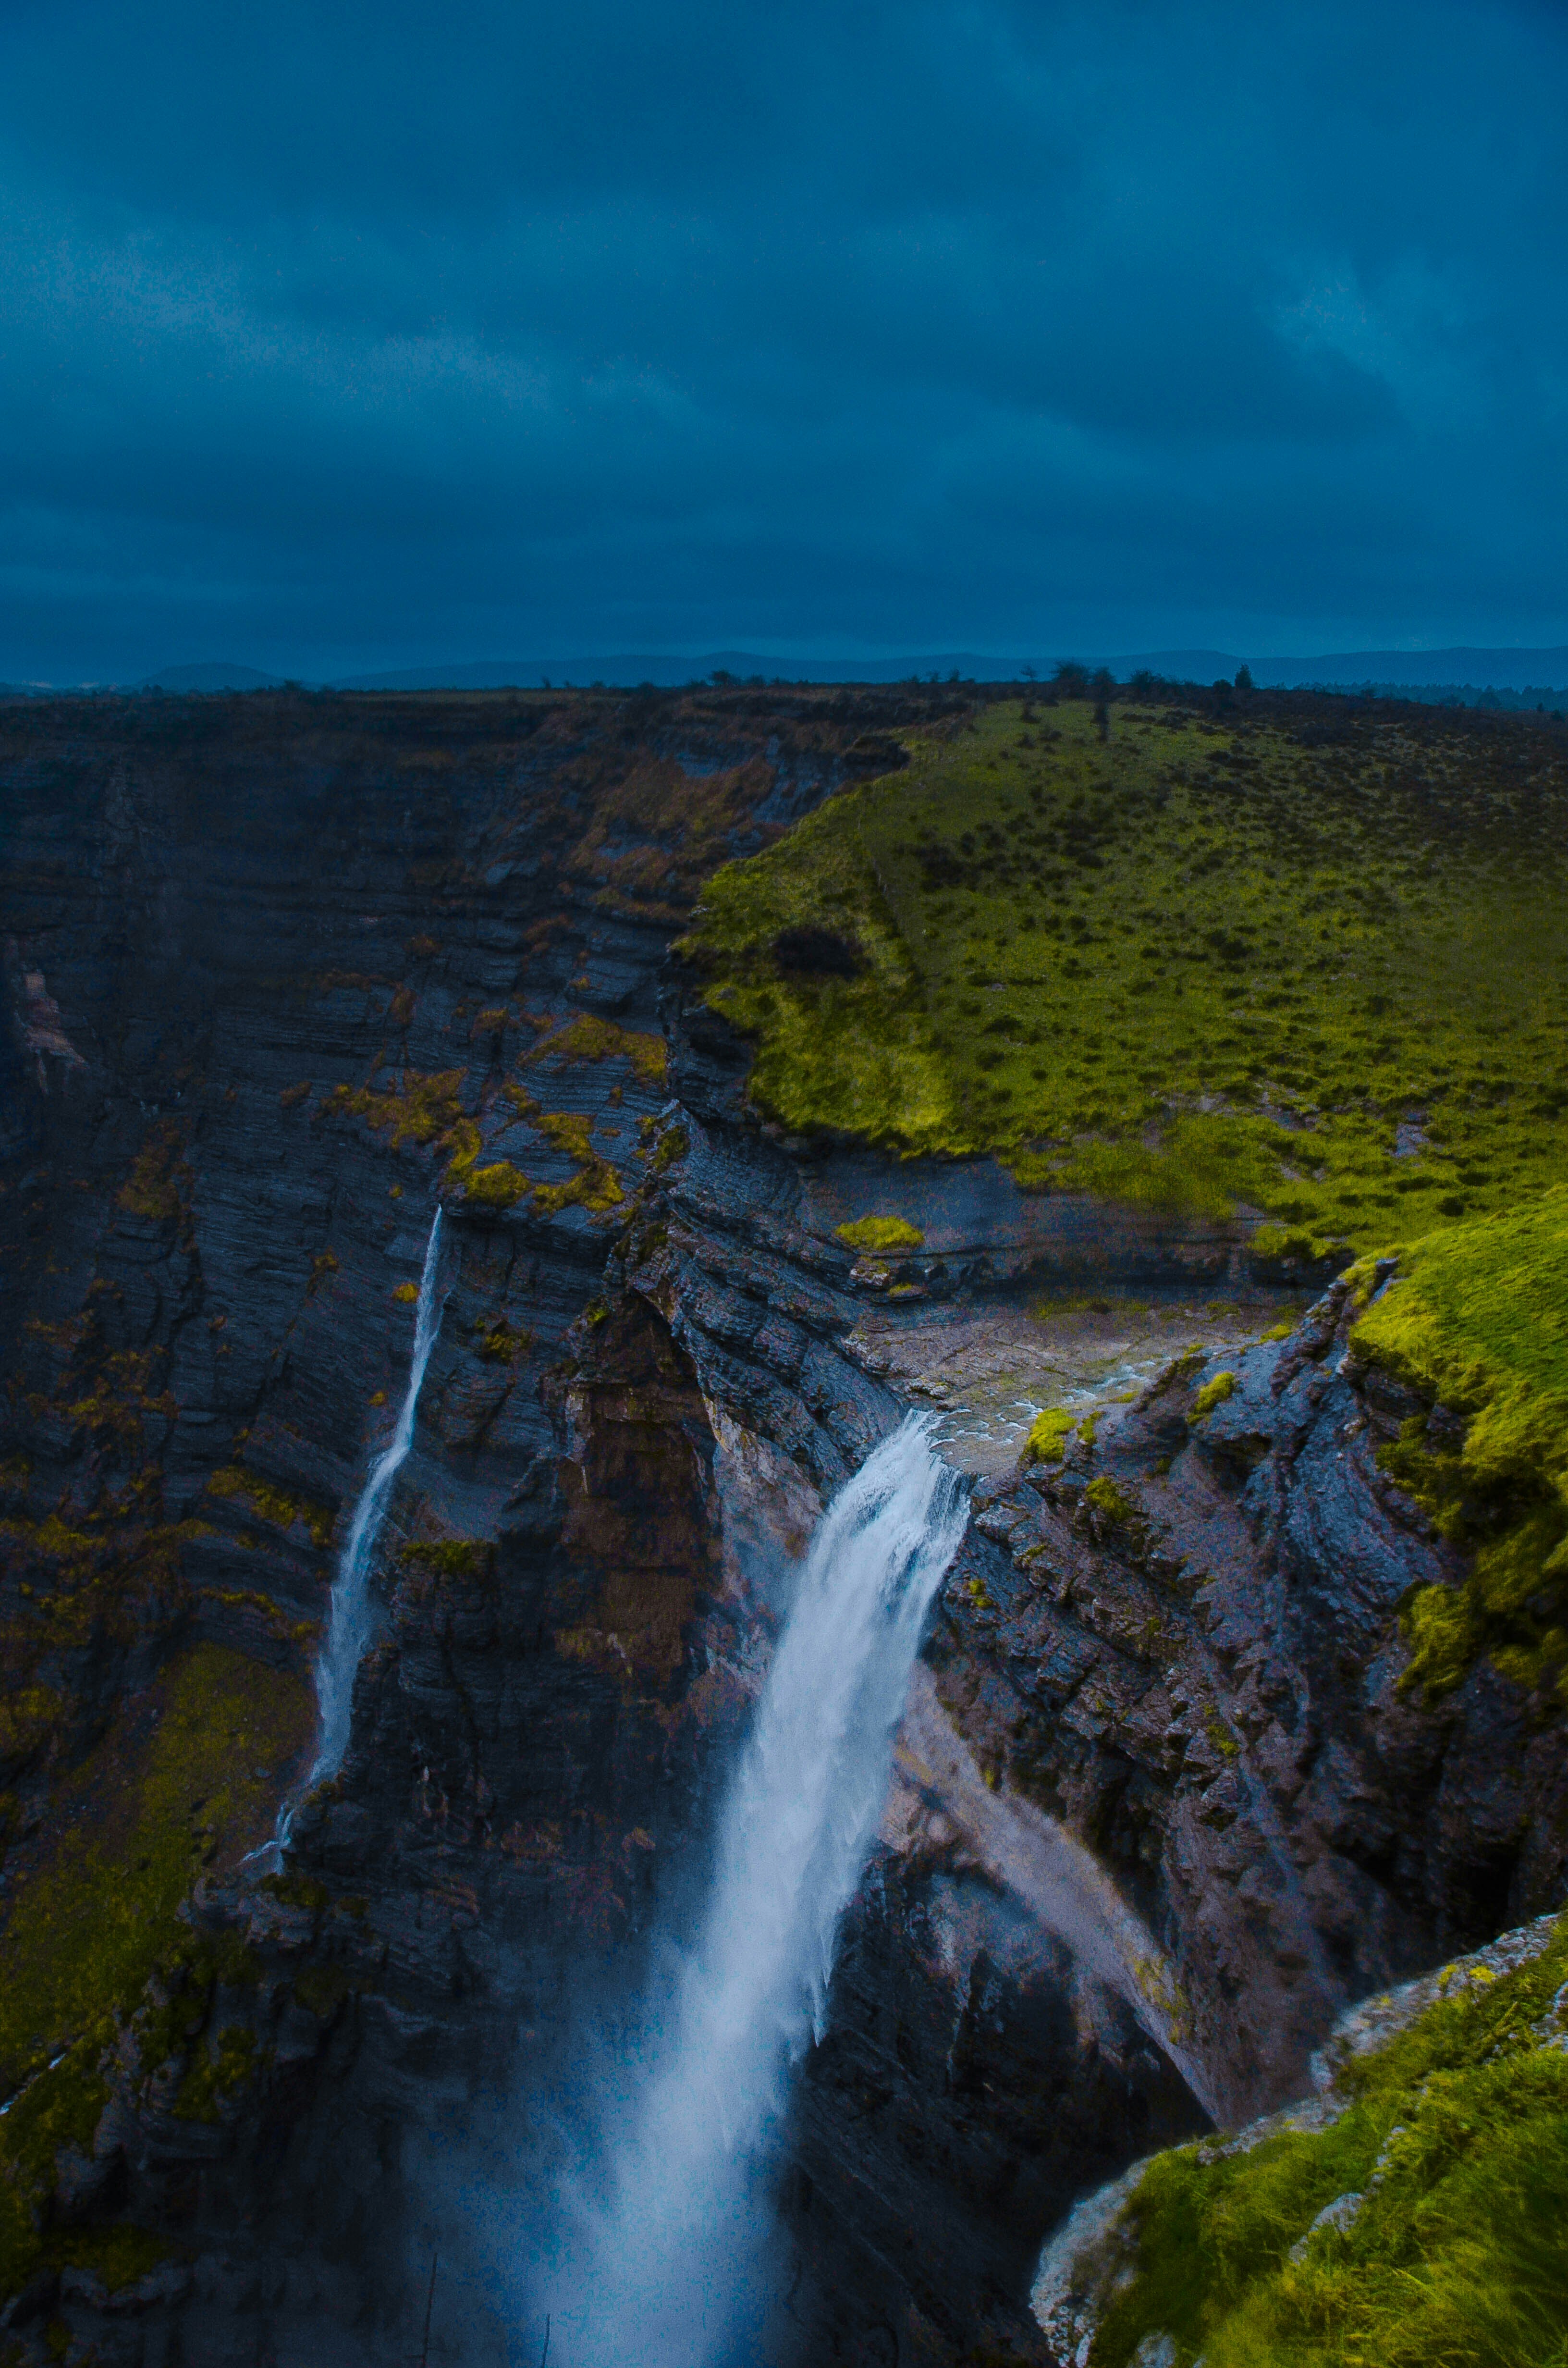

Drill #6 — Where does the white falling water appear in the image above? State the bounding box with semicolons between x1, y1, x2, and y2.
549;1413;968;2368
310;1205;445;1784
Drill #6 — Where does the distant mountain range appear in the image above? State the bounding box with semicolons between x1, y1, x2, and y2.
1264;645;1568;691
1098;646;1568;692
11;644;1568;697
132;653;1014;692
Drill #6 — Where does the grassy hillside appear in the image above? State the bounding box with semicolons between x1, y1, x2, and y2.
1349;1189;1568;1702
681;696;1568;1253
1069;1912;1568;2368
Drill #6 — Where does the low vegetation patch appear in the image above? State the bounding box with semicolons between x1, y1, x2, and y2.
681;699;1568;1252
1083;1912;1568;2368
320;1067;464;1149
528;1113;624;1215
834;1214;925;1252
1085;1474;1143;1526
1024;1407;1078;1464
463;1159;529;1209
533;1012;668;1086
1190;1371;1237;1421
398;1538;498;1579
0;1646;312;2297
116;1119;191;1224
473;1315;527;1363
206;1464;332;1549
204;1458;334;1553
1351;1188;1568;1700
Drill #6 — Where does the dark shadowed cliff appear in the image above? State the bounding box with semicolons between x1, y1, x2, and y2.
2;682;1565;2368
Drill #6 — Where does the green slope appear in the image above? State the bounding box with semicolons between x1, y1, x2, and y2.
681;696;1568;1250
1073;1913;1568;2368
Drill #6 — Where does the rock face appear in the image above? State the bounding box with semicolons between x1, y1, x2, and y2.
1;686;1561;2368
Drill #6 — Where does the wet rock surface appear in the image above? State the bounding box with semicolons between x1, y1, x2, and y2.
637;1074;1568;2119
1;686;1562;2367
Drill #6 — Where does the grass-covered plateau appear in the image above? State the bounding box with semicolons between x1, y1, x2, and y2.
681;697;1568;1254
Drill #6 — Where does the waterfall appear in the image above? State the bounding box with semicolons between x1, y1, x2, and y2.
548;1414;968;2368
308;1207;445;1788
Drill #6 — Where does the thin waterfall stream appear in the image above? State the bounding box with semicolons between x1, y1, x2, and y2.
541;1414;968;2368
273;1208;445;1855
311;1205;446;1782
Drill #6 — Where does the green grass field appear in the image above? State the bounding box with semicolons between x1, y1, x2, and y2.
682;696;1568;1250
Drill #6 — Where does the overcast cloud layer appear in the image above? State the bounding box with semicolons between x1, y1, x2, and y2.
2;0;1566;681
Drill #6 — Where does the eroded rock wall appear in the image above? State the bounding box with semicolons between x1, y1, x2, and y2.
0;686;963;2364
4;685;1560;2368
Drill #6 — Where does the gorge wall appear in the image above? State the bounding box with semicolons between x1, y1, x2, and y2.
2;686;1561;2368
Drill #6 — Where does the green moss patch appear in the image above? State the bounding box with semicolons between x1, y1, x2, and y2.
52;2223;174;2294
473;1315;528;1364
463;1160;529;1209
834;1215;925;1252
1024;1408;1078;1464
1085;1475;1143;1526
0;1644;313;2297
116;1119;191;1223
206;1466;333;1551
1085;1913;1568;2368
681;699;1568;1253
321;1067;464;1148
649;1122;689;1174
398;1539;498;1580
533;1012;668;1086
1191;1371;1237;1421
447;1098;623;1219
1351;1188;1568;1699
528;1113;624;1213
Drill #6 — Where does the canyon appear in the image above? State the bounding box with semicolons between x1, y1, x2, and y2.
1;682;1564;2367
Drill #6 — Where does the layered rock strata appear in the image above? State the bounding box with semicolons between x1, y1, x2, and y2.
2;688;1560;2368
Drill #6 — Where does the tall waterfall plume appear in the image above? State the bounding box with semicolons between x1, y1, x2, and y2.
311;1206;445;1785
548;1413;968;2368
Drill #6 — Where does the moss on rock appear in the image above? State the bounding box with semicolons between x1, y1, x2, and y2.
1352;1187;1568;1699
0;1645;312;2299
1191;1371;1237;1421
463;1160;529;1209
206;1468;332;1551
834;1215;925;1251
1023;1407;1078;1465
1054;1910;1568;2368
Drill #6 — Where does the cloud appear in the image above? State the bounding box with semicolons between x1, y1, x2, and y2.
1;0;1566;676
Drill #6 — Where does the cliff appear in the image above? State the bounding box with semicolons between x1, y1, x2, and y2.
0;682;1564;2367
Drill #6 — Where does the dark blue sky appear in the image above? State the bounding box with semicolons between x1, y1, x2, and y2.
3;0;1566;681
